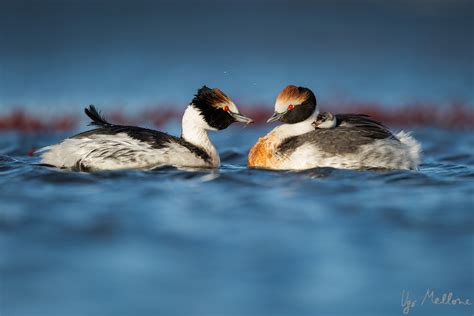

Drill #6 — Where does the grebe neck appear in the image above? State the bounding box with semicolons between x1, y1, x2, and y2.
272;112;318;139
181;105;220;166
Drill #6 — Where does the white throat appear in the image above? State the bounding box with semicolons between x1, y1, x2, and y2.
181;105;220;166
271;111;319;140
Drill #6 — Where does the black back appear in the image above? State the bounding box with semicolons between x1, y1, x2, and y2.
278;114;398;155
74;105;212;163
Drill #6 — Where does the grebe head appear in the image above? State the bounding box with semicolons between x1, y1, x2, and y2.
312;111;336;129
267;85;317;124
191;86;253;130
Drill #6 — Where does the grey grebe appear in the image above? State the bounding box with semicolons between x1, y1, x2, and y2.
40;86;253;171
248;85;420;170
312;112;337;129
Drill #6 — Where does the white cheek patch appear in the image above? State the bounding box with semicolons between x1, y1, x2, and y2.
275;99;290;113
275;99;303;114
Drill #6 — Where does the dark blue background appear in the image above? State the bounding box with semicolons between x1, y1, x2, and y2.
0;0;473;111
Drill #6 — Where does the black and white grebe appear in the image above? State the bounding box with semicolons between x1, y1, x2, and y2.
248;85;421;170
40;86;253;171
312;111;337;129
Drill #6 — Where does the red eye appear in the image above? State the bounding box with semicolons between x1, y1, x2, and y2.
223;105;229;111
287;104;295;110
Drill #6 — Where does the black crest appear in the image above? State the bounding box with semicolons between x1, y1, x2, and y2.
191;86;235;130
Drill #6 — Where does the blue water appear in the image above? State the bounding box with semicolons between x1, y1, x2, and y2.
0;125;473;316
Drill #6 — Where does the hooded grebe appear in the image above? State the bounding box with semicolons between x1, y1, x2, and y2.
248;85;421;170
40;86;253;171
313;111;337;129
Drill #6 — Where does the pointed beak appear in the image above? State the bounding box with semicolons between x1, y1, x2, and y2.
229;111;254;124
266;111;285;123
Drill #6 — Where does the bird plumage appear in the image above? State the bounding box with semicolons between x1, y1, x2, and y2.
40;86;252;171
248;85;421;170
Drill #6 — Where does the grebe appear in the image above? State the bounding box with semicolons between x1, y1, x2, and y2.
248;85;421;170
40;86;253;171
313;112;337;129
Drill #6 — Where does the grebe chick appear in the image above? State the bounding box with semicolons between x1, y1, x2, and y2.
312;111;337;129
40;86;253;171
248;85;421;170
